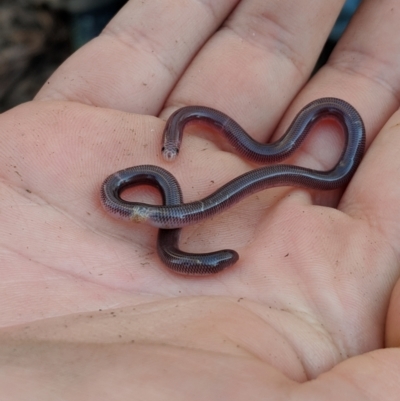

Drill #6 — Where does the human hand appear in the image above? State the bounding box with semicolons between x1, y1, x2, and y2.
1;0;400;399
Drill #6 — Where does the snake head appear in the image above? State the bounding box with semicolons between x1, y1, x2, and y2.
161;145;179;162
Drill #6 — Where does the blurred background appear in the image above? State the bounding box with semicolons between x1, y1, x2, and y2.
0;0;361;113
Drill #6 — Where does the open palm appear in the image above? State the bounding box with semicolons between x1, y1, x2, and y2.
1;1;400;399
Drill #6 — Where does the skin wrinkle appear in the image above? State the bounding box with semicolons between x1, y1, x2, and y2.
225;10;308;78
359;213;399;273
189;0;223;23
101;26;180;81
41;81;97;107
2;179;104;243
102;0;225;82
0;242;84;288
235;299;344;381
19;296;307;379
328;49;400;103
0;183;156;290
286;324;338;381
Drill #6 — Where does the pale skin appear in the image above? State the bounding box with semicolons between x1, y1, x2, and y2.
1;0;400;399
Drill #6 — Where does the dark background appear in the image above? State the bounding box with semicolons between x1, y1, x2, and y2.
0;0;126;112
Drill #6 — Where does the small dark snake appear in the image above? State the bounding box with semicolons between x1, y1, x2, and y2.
100;97;365;275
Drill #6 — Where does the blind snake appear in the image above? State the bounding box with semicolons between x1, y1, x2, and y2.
100;97;365;275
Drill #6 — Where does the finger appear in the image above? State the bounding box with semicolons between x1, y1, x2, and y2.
342;109;400;255
35;0;240;114
162;0;346;140
287;0;400;158
273;0;400;205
